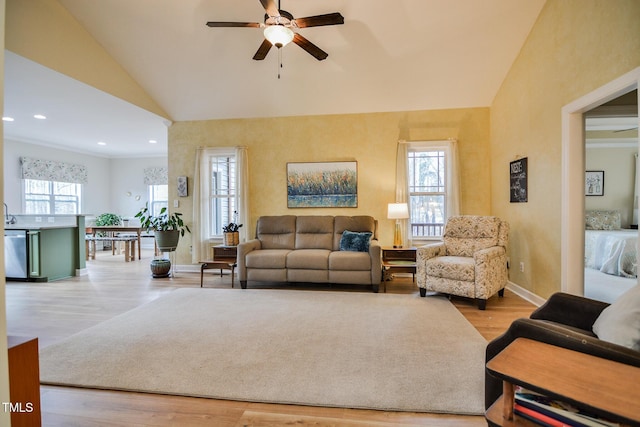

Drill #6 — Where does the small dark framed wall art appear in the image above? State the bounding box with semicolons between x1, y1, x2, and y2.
585;171;604;196
509;157;528;203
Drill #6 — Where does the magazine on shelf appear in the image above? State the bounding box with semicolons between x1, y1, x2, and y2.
514;387;620;427
514;403;571;427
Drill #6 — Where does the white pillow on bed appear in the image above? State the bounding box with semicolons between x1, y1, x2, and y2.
593;284;640;351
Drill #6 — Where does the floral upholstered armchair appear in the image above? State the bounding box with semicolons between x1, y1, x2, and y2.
417;215;509;310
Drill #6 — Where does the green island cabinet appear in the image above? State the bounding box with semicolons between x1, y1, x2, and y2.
29;226;81;281
7;215;86;282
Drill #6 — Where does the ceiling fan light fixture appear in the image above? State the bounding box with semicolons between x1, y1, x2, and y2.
264;25;294;48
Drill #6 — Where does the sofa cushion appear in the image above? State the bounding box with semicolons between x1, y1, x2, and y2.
257;215;297;249
333;216;377;251
295;216;334;250
246;249;291;269
339;230;373;252
425;256;475;281
287;249;330;270
593;285;640;350
329;251;371;271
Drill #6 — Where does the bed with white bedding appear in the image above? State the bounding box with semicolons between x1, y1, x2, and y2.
584;229;637;278
583;210;638;303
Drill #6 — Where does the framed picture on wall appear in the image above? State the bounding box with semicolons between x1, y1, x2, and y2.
177;176;188;197
585;171;604;196
287;161;358;208
510;158;528;203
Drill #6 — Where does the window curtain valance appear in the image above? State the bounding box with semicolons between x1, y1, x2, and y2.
143;167;168;185
20;156;88;184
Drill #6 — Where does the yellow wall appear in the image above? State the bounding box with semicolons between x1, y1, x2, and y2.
491;0;640;298
169;108;492;264
585;147;637;228
5;0;169;120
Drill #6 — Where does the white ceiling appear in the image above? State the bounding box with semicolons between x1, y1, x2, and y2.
4;0;551;157
3;51;170;158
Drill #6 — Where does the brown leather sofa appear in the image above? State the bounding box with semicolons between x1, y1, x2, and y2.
238;215;382;292
485;292;640;412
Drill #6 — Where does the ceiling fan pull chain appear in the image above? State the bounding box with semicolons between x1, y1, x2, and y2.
278;48;283;79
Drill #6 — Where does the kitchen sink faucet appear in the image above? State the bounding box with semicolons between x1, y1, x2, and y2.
4;203;17;225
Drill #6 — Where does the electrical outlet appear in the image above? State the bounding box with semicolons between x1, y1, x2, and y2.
519;262;525;273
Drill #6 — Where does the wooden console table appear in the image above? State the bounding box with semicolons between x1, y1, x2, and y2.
486;337;640;427
7;336;41;427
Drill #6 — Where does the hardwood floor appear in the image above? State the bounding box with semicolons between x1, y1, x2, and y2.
5;249;536;426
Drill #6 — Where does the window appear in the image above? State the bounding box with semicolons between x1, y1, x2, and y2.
193;147;248;261
209;154;237;237
408;149;447;238
24;179;82;214
148;184;168;217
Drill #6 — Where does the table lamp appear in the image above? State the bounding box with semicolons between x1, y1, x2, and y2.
387;203;409;248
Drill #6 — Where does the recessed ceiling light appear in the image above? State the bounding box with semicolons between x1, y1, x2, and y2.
97;141;107;146
34;114;47;120
149;139;157;144
2;117;14;122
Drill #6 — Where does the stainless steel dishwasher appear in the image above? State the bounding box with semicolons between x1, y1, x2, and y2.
5;229;28;279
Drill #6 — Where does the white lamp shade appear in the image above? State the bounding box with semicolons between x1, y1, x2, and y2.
387;203;409;219
264;25;294;48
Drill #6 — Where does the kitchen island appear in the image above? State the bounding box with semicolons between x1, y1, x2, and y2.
4;215;86;282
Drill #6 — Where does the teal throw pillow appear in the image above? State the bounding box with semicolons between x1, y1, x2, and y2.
339;230;373;252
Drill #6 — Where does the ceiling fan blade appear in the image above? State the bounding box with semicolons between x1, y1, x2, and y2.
253;39;273;60
292;33;328;61
259;0;280;17
206;21;261;28
292;12;344;28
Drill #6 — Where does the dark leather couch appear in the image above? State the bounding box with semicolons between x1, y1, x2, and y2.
485;292;640;410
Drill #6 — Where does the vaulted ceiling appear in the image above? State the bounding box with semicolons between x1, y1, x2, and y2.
5;0;549;157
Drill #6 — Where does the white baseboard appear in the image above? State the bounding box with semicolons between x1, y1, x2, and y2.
505;281;546;307
76;268;88;276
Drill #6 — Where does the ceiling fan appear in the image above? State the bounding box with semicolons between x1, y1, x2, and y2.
206;0;344;61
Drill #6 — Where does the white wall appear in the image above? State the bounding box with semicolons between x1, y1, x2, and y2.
110;157;167;220
586;146;637;228
3;138;167;220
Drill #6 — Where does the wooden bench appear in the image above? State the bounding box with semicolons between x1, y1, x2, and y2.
86;235;137;262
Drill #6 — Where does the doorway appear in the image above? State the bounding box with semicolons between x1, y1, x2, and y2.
561;67;640;296
583;91;638;302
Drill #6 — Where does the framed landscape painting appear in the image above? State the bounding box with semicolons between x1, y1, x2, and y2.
287;161;357;208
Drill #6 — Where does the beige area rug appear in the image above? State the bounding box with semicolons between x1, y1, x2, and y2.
39;288;486;414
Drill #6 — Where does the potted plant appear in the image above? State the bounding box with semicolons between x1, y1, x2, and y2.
135;203;190;252
95;213;122;227
95;213;122;250
222;211;243;246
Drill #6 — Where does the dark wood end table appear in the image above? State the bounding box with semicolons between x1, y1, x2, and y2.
381;247;417;292
200;245;237;288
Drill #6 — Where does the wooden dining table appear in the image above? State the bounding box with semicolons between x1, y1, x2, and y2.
88;226;143;260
